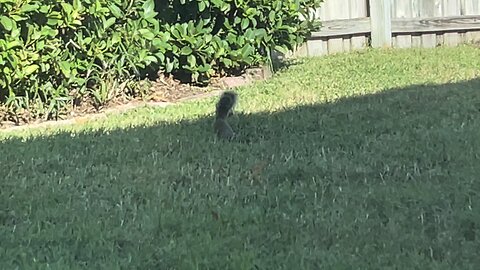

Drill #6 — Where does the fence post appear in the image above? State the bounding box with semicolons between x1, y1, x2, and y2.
370;0;392;48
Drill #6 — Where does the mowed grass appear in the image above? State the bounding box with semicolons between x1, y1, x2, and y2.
1;45;480;269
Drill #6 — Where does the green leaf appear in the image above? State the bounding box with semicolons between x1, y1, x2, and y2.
24;65;39;76
198;64;212;72
73;0;82;10
138;29;155;40
47;18;60;26
198;1;206;12
180;46;193;55
222;58;232;66
6;40;21;49
39;5;50;13
0;16;14;31
61;3;73;15
226;33;236;44
10;14;27;22
178;23;187;37
20;3;40;13
59;61;71;77
187;54;196;66
103;17;116;30
36;40;45;50
241;44;254;59
244;29;255;40
152;38;166;49
241;18;249;30
108;3;123;18
170;27;181;39
204;34;212;44
250;17;257;28
142;0;156;19
165;61;174;72
145;55;157;64
275;1;282;11
111;32;120;44
274;45;289;54
155;51;165;62
254;28;267;42
213;47;225;58
268;10;276;21
40;26;58;37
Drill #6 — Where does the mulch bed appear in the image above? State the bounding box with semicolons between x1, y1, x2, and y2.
0;68;267;131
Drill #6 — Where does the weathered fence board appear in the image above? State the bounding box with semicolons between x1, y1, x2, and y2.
393;15;480;33
349;0;369;51
421;33;437;48
311;15;480;37
293;0;480;57
311;18;371;37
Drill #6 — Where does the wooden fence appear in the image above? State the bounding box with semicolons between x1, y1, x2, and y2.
292;0;480;57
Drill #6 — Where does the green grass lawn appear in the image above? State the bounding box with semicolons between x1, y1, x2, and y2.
1;45;480;269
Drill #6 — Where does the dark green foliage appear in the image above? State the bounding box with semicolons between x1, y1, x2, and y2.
0;0;161;119
155;0;323;81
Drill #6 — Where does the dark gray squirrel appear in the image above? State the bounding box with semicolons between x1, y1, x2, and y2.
213;91;237;140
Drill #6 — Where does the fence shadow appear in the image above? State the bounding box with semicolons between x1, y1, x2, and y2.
1;78;479;180
1;78;479;268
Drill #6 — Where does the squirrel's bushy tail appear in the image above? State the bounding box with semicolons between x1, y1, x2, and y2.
216;91;237;119
214;91;237;140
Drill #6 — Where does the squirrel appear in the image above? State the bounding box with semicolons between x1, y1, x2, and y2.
214;91;238;140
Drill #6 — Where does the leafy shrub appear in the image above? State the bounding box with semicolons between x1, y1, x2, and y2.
0;0;322;121
155;0;323;82
0;0;161;120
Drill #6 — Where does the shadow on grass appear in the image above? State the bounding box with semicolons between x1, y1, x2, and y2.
1;78;480;268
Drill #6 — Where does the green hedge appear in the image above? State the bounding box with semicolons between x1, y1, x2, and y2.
0;0;322;120
0;0;162;119
155;0;323;81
